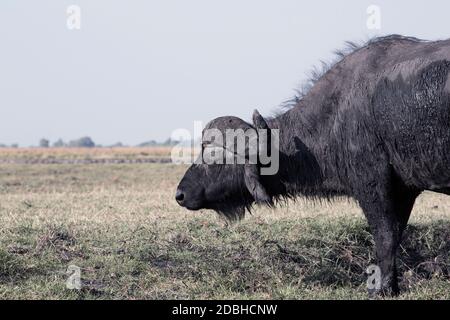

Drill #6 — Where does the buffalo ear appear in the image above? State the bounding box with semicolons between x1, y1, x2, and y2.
252;109;271;155
244;164;270;203
252;109;269;130
246;110;271;203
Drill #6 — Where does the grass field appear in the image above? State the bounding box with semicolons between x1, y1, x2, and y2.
0;149;449;299
0;147;174;159
0;147;177;164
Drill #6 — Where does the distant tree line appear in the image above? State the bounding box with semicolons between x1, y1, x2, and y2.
0;137;181;148
46;137;96;148
0;143;19;148
137;138;179;147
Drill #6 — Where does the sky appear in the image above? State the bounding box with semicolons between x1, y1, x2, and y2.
1;0;450;146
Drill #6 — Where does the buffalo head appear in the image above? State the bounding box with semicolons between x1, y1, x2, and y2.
175;110;274;220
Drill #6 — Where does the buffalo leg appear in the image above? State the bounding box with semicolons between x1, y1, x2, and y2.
356;177;419;295
391;177;420;237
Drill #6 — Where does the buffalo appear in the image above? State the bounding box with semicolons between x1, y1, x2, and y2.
175;35;450;295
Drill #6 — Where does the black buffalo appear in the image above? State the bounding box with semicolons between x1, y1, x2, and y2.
175;35;450;295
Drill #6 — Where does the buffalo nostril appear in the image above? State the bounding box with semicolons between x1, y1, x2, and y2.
175;189;185;203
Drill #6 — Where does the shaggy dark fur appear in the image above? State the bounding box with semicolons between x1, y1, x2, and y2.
176;35;450;295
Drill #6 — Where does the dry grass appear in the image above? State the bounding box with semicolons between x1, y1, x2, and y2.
0;161;449;299
0;147;174;160
0;147;202;165
0;147;173;156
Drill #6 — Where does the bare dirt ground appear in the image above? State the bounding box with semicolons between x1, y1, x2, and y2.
0;149;449;299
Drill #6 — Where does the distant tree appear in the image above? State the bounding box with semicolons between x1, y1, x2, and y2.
39;138;50;148
10;143;19;148
162;138;179;146
109;142;124;147
137;138;180;147
53;139;65;147
68;136;95;148
138;140;158;147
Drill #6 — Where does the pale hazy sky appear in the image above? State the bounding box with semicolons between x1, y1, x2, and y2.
1;0;449;146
